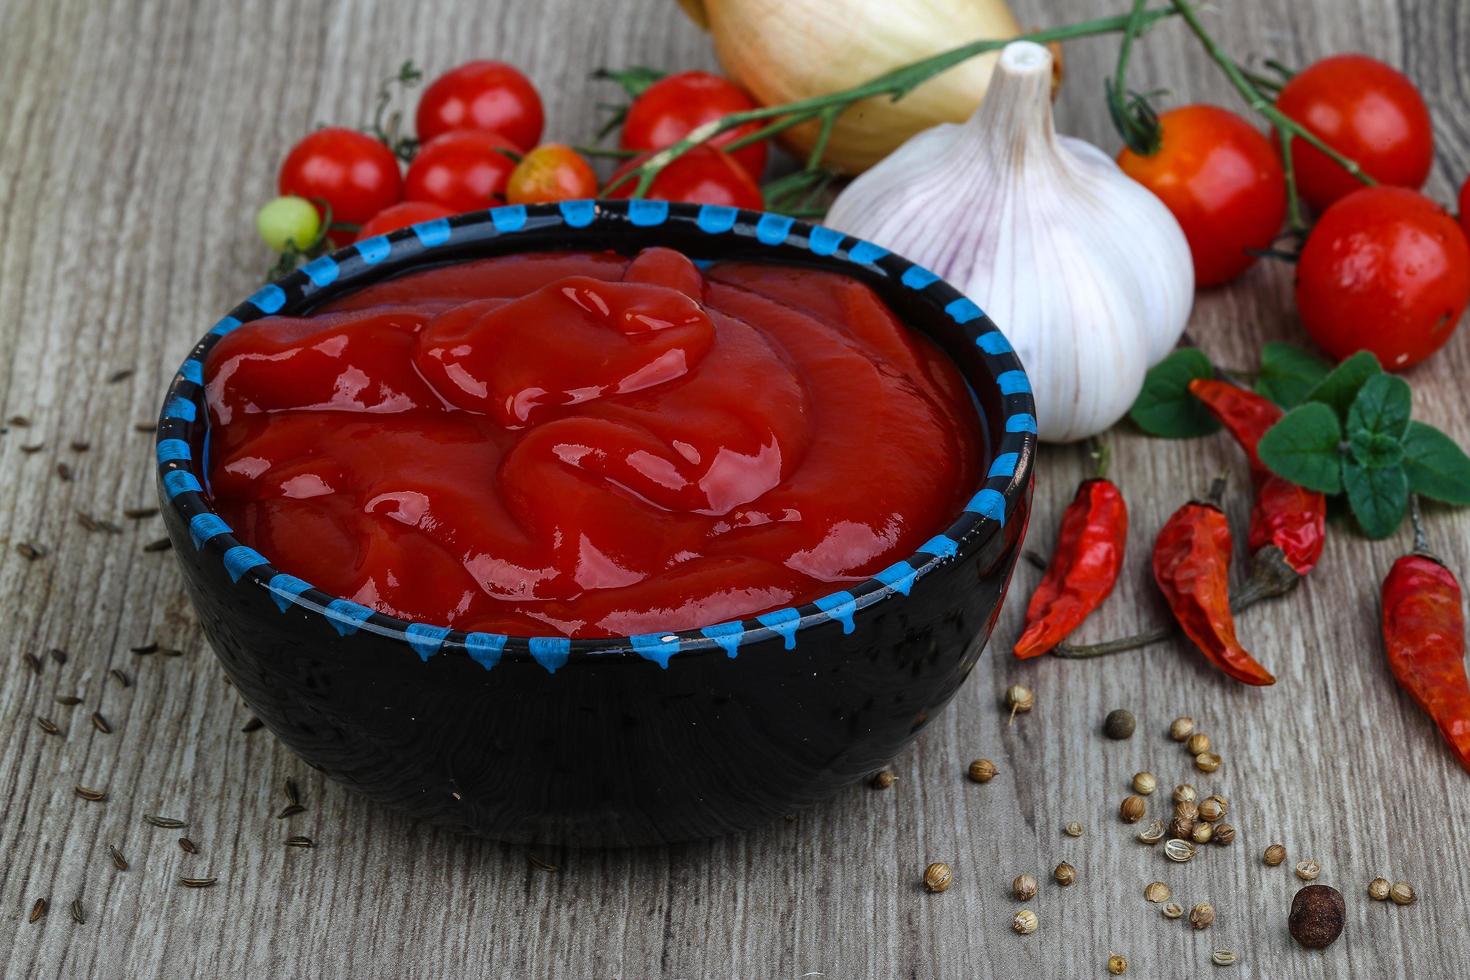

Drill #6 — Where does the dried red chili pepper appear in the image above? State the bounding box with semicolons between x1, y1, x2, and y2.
1014;478;1127;659
1188;378;1326;574
1152;479;1275;686
1382;509;1470;771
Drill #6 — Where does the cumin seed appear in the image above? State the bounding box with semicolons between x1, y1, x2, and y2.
48;648;67;664
284;779;300;806
69;899;85;924
527;855;560;872
69;440;90;452
143;814;187;829
77;512;99;532
36;716;60;735
90;712;112;734
276;803;305;819
55;462;73;481
8;415;31;427
110;668;132;688
107;368;135;384
16;542;46;560
130;643;158;655
23;652;42;674
285;836;314;848
123;506;158;520
20;442;45;453
178;876;217;888
159;647;184;658
178;837;198;854
240;717;263;733
28;898;47;922
108;844;129;870
54;695;83;706
142;537;171;553
133;422;156;433
75;785;108;802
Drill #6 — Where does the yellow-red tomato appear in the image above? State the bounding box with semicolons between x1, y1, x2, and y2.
506;144;598;204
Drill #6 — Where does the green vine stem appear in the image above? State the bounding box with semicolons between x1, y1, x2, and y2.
1106;0;1162;155
602;7;1183;197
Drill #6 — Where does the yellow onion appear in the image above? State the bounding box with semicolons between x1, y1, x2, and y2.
677;0;1022;173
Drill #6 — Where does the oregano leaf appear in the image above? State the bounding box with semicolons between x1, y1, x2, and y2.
1348;429;1406;470
1304;351;1382;422
1257;402;1344;493
1401;421;1470;504
1342;460;1408;539
1346;373;1412;442
1129;348;1220;438
1256;342;1332;409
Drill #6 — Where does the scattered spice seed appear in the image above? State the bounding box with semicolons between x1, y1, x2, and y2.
23;652;42;674
130;642;158;655
123;506;159;519
1173;783;1197;804
75;784;108;801
159;647;184;657
1195;751;1222;773
1389;881;1416;906
142;537;171;553
1103;708;1136;739
1138;820;1165;845
1163;902;1184;919
54;695;83;706
1132;771;1157;795
179;877;218;888
21;442;45;453
1053;862;1076;886
16;542;46;560
1368;878;1390;901
56;462;73;481
527;854;560;872
143;814;187;829
29;898;47;923
967;758;997;783
110;668;131;688
48;648;67;664
1013;873;1038;900
108;368;135;384
1170;716;1195;741
69;899;85;924
1212;950;1238;966
1295;859;1321;881
108;844;128;870
1213;823;1236;846
1107;954;1128;975
1289;884;1345;948
277;803;306;819
134;422;156;433
285;835;314;848
36;716;61;735
1119;795;1145;824
1264;843;1287;866
1186;733;1211;755
1004;684;1034;722
240;717;264;733
69;440;90;452
1012;909;1038;934
1164;839;1196;863
1189;902;1216;930
1191;822;1214;845
90;711;112;734
284;779;301;806
1198;798;1222;822
923;862;953;893
870;769;897;789
179;837;198;854
1144;881;1171;903
8;415;31;427
1064;821;1084;838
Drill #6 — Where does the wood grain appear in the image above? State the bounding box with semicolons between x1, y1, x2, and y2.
3;0;1470;976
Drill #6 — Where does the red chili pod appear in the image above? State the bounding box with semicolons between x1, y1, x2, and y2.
1014;479;1128;659
1382;551;1470;772
1152;488;1276;686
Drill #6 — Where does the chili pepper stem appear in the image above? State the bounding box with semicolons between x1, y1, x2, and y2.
1409;494;1433;557
1088;437;1112;480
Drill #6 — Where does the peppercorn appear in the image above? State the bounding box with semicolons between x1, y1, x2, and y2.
1195;751;1222;773
1368;878;1390;901
1169;716;1195;741
1191;822;1214;845
1132;771;1157;795
1186;732;1210;755
1107;954;1127;975
1213;823;1236;845
923;862;953;893
1119;795;1145;824
1144;881;1171;903
1064;821;1084;838
1390;881;1416;906
870;770;897;790
1012;873;1038;901
1264;843;1287;867
1104;708;1136;740
1289;885;1345;949
1189;902;1215;930
1013;909;1038;935
1005;685;1034;722
968;758;998;783
1054;862;1076;886
1172;784;1197;804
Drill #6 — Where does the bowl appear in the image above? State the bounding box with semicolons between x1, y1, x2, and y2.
156;200;1036;846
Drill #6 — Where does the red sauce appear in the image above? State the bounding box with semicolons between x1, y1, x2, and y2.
204;248;980;637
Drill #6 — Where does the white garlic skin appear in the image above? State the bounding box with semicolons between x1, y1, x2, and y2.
825;41;1194;442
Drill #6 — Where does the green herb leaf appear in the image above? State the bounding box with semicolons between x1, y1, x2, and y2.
1342;460;1408;539
1303;351;1382;422
1129;348;1220;438
1346;373;1412;441
1401;421;1470;504
1255;342;1332;409
1257;402;1344;493
1348;430;1406;470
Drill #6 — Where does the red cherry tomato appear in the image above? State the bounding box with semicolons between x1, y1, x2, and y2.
1275;54;1434;212
620;71;769;181
1296;186;1470;369
278;127;403;246
416;61;544;151
1117;105;1287;287
354;201;457;241
505;144;599;204
607;146;763;210
404;130;519;212
1459;174;1470;242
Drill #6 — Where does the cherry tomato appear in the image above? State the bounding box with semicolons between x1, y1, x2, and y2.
1117;105;1287;287
620;71;769;181
1459;173;1470;242
256;196;322;252
1275;54;1434;212
1296;186;1470;369
278;127;402;246
416;61;544;151
607;146;763;210
404;130;519;212
505;144;599;204
354;201;457;241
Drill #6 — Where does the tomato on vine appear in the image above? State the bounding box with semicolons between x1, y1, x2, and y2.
355;201;457;241
620;71;769;181
1116;105;1287;287
416;61;544;151
506;144;598;204
256;196;323;253
278;127;403;246
1275;54;1434;212
606;146;764;210
1296;186;1470;370
1459;173;1470;242
404;130;520;212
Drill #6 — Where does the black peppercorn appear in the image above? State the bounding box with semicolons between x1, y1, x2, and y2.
1104;708;1136;739
1289;884;1345;949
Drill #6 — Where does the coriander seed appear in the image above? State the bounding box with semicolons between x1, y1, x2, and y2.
1053;862;1076;886
870;770;897;790
1289;885;1345;949
1107;953;1128;975
1295;859;1321;881
1013;908;1038;935
1132;771;1157;795
1144;881;1171;903
1137;819;1165;845
1064;821;1084;838
1191;822;1214;845
1186;732;1210;755
923;862;953;893
1119;795;1146;824
1197;797;1223;822
1213;823;1236;845
1169;815;1196;841
1005;684;1034;722
1163;902;1184;919
1189;902;1215;930
1368;877;1391;901
1212;950;1238;966
1164;839;1196;863
1264;843;1287;867
1169;716;1195;741
968;758;998;783
1012;873;1038;901
1104;708;1136;740
1203;793;1228;817
1389;881;1415;905
1173;784;1197;804
1195;751;1222;773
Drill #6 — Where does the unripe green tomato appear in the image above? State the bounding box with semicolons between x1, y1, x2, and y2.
256;196;322;252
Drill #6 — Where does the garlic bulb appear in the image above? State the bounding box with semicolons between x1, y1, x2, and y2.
676;0;1021;173
825;41;1194;443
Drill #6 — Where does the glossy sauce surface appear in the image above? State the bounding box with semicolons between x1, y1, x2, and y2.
204;249;980;637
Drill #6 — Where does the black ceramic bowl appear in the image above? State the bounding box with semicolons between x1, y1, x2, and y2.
156;200;1036;846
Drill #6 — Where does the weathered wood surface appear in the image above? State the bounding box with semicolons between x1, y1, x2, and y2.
3;0;1470;976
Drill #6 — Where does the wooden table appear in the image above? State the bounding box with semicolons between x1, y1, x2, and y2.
4;1;1468;976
